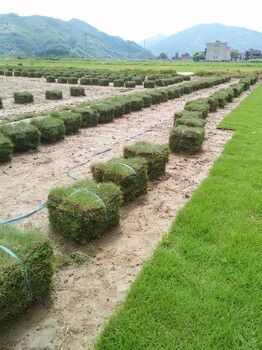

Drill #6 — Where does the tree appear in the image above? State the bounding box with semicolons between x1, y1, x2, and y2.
231;50;240;61
157;52;169;60
192;52;205;62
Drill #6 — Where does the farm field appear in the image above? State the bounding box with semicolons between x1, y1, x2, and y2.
0;72;259;349
1;56;262;74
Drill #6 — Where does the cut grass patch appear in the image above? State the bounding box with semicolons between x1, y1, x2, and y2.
94;82;262;349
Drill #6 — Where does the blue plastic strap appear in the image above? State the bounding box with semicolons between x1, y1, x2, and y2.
119;163;140;189
0;245;32;298
0;203;46;225
69;188;109;220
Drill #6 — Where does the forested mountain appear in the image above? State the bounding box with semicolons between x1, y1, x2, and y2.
0;13;154;59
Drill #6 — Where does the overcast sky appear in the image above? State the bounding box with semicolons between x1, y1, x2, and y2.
0;0;261;42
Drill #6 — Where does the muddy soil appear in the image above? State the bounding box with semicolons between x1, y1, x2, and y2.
0;75;255;350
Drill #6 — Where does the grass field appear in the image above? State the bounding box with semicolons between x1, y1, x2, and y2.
94;83;262;349
0;57;262;74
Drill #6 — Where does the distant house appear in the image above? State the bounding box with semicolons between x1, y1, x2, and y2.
244;49;262;60
181;53;190;60
205;41;231;61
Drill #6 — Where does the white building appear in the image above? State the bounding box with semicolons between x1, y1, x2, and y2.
205;41;231;61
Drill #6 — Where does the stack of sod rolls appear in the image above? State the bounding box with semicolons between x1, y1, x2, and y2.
31;116;65;143
123;141;170;180
169;125;205;154
0;225;54;325
0;122;41;152
72;106;99;128
173;110;206;128
47;180;123;244
52;111;82;135
0;132;13;163
91;157;148;203
169;98;209;154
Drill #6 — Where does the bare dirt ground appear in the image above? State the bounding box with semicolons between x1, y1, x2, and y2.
0;76;256;350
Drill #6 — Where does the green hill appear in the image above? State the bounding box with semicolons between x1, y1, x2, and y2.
146;23;262;57
0;13;154;59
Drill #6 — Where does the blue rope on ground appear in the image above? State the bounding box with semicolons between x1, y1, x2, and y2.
0;244;33;298
0;203;46;225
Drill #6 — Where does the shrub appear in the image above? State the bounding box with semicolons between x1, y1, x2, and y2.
91;157;148;202
125;81;136;88
45;89;63;100
123;141;170;180
47;180;123;243
72;106;98;128
53;111;82;135
0;225;54;325
0;122;41;152
14;91;34;104
70;86;86;97
169;125;205;154
0;132;13;163
31;117;65;143
45;76;56;83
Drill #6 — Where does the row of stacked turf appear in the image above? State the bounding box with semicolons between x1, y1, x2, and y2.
0;74;190;109
0;140;169;325
0;86;87;109
0;75;233;164
1;67;189;88
168;75;259;154
44;74;189;89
